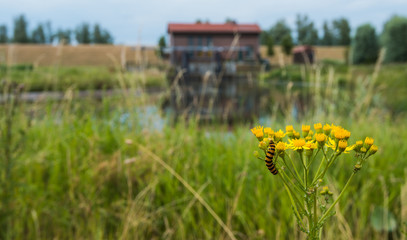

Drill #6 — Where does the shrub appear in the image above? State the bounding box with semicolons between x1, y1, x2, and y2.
352;24;379;64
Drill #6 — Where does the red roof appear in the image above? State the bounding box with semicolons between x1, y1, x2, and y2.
168;23;261;34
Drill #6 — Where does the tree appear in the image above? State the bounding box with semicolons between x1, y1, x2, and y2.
75;23;91;44
295;14;319;45
270;19;291;44
321;21;334;46
266;34;274;56
43;21;53;44
158;35;166;58
55;29;71;44
92;24;113;44
31;24;46;44
333;18;351;45
281;34;293;56
382;15;407;63
13;15;29;43
93;24;103;43
352;24;379;64
259;30;269;45
0;25;7;43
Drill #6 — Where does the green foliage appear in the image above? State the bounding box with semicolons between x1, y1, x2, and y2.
93;24;113;44
75;23;91;44
0;25;8;43
321;21;334;46
281;34;293;55
270;19;292;45
382;15;407;63
266;34;274;56
352;24;379;64
333;18;351;46
31;23;46;44
12;14;29;43
158;35;166;58
295;14;319;45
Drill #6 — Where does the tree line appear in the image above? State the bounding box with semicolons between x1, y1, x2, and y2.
261;14;407;64
0;14;113;45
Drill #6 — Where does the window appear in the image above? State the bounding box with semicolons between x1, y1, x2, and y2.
207;36;213;46
188;36;194;57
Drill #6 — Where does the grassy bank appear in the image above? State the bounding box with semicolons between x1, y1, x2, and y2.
0;65;167;91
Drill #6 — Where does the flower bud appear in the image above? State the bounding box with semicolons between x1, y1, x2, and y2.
354;164;362;172
293;130;300;139
314;123;322;133
323;124;331;136
368;145;378;156
302;125;310;137
253;151;260;158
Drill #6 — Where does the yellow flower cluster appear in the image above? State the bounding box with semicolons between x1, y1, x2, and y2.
250;123;379;157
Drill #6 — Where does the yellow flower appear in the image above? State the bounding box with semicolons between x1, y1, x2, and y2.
264;127;274;137
274;129;285;142
314;123;322;133
251;126;263;135
338;140;348;152
323;124;331;135
286;125;294;132
315;133;326;142
364;137;374;147
302;125;310;132
288;138;313;151
327;138;354;153
251;126;264;141
333;128;349;140
276;142;286;151
360;147;367;153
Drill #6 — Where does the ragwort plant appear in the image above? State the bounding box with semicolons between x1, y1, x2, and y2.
251;123;378;239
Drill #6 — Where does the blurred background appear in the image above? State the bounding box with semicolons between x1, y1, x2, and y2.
0;0;406;239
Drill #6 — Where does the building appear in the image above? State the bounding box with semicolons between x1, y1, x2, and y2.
167;22;261;73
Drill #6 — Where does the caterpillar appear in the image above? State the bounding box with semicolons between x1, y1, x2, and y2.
265;140;278;175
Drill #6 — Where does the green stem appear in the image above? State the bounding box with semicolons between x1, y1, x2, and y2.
279;171;306;213
318;172;356;225
313;190;318;232
299;152;307;188
281;156;306;191
279;162;307;194
312;152;339;186
312;147;327;184
279;173;306;228
286;153;304;187
307;148;320;169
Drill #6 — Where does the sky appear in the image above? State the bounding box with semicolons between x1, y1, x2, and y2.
0;0;406;45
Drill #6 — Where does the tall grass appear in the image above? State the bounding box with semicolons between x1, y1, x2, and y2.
0;57;407;239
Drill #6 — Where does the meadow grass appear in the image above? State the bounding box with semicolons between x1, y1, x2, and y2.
0;90;406;239
1;59;407;239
